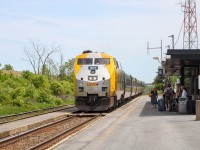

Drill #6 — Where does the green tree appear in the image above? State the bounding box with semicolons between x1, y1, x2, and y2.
3;64;13;70
153;73;164;91
65;59;74;82
154;74;163;84
42;64;50;76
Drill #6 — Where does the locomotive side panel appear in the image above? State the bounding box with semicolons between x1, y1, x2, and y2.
124;74;132;99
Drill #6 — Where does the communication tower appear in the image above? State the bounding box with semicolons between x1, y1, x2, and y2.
182;0;198;49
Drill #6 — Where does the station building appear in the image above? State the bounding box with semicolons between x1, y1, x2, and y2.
164;49;200;99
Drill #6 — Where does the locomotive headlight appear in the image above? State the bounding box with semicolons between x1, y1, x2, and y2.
88;76;98;81
91;70;95;74
93;76;97;81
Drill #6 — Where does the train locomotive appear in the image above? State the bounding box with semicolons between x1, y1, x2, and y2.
73;51;144;111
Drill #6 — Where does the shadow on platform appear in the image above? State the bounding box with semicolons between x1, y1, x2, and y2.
139;101;179;117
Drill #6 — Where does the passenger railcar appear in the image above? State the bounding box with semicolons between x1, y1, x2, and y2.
73;51;144;111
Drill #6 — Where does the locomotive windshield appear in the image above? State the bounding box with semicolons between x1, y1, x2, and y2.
94;58;110;65
78;58;93;65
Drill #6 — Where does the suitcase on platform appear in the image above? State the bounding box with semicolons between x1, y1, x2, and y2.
187;100;196;114
187;100;194;114
157;99;165;111
178;97;188;114
193;100;196;114
175;103;178;113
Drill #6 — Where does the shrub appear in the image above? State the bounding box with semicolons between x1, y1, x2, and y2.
0;73;9;82
11;87;26;99
61;81;73;95
12;99;24;107
54;97;63;105
49;96;63;105
37;90;51;104
0;93;10;104
50;81;63;96
25;84;37;98
22;70;34;80
0;88;12;105
3;78;18;88
32;75;50;89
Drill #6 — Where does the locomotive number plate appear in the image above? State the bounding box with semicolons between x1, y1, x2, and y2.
87;82;99;86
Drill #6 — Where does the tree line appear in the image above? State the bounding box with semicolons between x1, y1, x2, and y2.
0;40;74;108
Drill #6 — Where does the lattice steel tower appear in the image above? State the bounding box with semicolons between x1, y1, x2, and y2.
182;0;198;49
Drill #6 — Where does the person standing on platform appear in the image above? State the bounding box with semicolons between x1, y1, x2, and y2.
150;87;158;108
181;86;187;97
164;84;173;111
176;84;182;103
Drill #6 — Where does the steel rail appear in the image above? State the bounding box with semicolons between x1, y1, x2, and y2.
29;115;99;150
0;115;77;148
0;105;75;124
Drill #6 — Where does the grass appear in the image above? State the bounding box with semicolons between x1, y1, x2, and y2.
0;97;75;116
2;70;22;77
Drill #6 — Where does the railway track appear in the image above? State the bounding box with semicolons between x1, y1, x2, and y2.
0;114;102;150
0;105;75;124
0;95;141;149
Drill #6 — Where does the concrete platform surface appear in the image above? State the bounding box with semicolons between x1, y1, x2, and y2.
0;107;77;139
54;96;200;150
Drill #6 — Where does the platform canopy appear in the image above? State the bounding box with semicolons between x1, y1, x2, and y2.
164;49;200;76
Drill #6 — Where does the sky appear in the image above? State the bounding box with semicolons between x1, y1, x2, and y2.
0;0;198;83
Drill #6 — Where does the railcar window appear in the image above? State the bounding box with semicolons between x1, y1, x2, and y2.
94;58;110;65
78;58;93;65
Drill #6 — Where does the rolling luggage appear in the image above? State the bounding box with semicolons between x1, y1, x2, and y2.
193;100;196;114
171;100;176;112
178;97;188;114
157;98;165;111
175;103;179;113
187;100;196;114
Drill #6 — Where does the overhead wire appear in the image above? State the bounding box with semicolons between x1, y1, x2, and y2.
174;20;184;48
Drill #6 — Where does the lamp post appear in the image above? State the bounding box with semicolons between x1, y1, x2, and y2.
153;57;161;63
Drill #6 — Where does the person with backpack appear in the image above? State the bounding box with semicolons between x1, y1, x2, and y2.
164;84;173;111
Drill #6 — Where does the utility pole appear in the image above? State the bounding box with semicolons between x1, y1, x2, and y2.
147;39;163;61
182;0;198;49
168;35;174;49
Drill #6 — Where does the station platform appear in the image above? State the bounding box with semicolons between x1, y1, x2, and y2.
0;107;77;139
54;96;200;150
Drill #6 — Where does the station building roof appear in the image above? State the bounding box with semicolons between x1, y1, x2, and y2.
164;49;200;76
